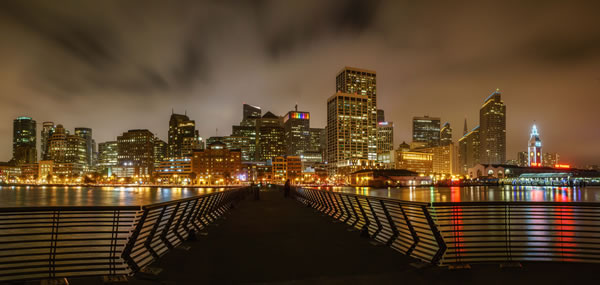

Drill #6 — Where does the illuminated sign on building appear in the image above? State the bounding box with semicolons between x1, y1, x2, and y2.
290;112;309;119
554;164;571;169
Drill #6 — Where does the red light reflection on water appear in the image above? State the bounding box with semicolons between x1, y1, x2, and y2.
449;187;466;259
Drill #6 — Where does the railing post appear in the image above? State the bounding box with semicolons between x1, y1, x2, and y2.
367;199;383;239
349;196;360;227
381;200;399;247
172;200;191;242
400;204;419;256
421;205;446;265
355;196;370;237
122;208;147;273
339;194;352;224
160;202;181;249
48;210;59;279
145;206;166;259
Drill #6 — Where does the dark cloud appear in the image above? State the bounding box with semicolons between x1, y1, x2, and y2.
0;0;599;166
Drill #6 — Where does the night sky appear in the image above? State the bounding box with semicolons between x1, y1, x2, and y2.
0;0;599;166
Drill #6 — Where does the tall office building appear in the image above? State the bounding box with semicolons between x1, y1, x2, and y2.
479;89;506;164
154;139;168;166
66;135;87;166
326;92;370;174
528;124;542;167
117;129;155;170
97;141;118;170
46;124;86;166
243;104;262;121
255;112;285;161
517;151;528;167
377;109;385;123
458;126;480;174
74;127;93;166
543;152;559;167
13;116;37;165
336;67;377;161
168;112;200;158
412;116;441;148
440;122;453;146
41;122;55;161
376;121;394;154
283;109;310;157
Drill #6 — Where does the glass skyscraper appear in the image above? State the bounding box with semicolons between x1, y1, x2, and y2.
479;89;506;164
412;116;441;148
13;116;37;165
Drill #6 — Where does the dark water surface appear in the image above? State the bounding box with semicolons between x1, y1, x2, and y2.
0;185;225;207
327;185;600;203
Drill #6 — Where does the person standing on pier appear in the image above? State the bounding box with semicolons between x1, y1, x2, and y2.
284;179;291;198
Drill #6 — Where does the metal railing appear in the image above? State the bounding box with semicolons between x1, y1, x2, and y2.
293;187;600;265
293;187;446;264
0;187;250;282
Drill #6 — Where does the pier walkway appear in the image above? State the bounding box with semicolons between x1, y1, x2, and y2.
69;188;598;285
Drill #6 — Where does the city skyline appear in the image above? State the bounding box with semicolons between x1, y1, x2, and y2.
1;1;600;166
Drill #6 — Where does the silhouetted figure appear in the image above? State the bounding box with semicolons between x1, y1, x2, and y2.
251;182;259;200
284;179;291;198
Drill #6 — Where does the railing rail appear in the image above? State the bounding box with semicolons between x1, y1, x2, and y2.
0;187;250;282
293;187;600;266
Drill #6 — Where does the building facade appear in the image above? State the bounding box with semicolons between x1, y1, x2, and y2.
377;121;394;155
479;89;506;164
326;92;370;175
283;110;310;157
412;115;441;148
41;122;55;161
543;152;560;167
272;155;302;182
13;116;37;165
255;112;285;161
168;113;200;158
336;67;377;161
74;127;93;166
458;126;480;175
192;142;242;184
98;141;118;171
395;142;433;175
440;122;453;146
117;129;155;175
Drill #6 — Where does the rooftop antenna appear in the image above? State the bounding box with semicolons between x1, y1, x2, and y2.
216;128;218;136
295;104;298;111
171;108;174;114
185;110;187;116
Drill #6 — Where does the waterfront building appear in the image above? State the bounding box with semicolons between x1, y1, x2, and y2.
0;161;21;183
479;89;506;164
528;125;542;167
377;121;394;156
117;129;155;177
517;151;528;167
50;163;84;178
458;126;480;174
440;122;453;146
168;112;200;158
98;141;118;171
41;122;55;161
543;152;559;168
336;67;377;161
155;157;194;184
13;116;37;165
412;116;441;148
20;163;39;182
153;139;167;166
283;109;310;157
272;155;302;183
192;142;242;185
377;109;385;123
395;142;433;175
350;169;430;187
74;127;93;166
38;160;53;182
255;112;285;162
326;92;371;175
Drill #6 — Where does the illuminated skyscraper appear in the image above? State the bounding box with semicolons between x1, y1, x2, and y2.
256;112;285;161
479;89;506;164
13;116;37;165
98;141;118;171
41;122;55;161
336;67;377;161
543;152;559;167
74;127;93;166
376;121;394;154
413;116;441;148
327;92;370;174
458;126;480;174
117;129;155;173
153;139;167;166
517;151;528;167
168;112;200;157
440;122;453;146
528;124;542;167
283;109;310;157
